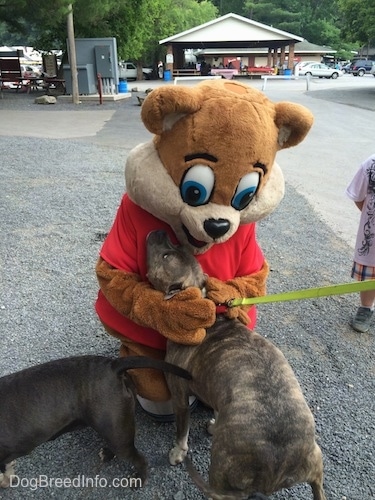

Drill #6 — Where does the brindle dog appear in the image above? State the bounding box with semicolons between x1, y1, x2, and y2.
0;355;191;487
146;230;326;500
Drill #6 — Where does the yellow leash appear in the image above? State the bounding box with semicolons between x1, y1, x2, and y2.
228;279;375;307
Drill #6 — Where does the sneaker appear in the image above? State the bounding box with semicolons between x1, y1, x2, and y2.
350;307;373;333
137;395;198;423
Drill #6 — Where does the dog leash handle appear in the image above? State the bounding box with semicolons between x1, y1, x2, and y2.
227;279;375;307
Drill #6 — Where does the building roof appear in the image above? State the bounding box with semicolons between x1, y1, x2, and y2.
159;13;304;50
295;40;336;54
194;40;336;59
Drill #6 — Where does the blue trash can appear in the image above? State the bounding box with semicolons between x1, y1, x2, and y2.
164;69;171;82
284;69;292;78
118;80;128;93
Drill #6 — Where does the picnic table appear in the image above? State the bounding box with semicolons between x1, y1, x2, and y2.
15;76;43;93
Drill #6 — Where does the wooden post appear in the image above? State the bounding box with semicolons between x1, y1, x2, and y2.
267;49;272;67
288;43;295;70
67;4;79;104
280;47;286;69
166;45;174;76
272;49;278;68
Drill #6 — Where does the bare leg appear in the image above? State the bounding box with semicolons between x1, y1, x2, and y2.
360;289;375;308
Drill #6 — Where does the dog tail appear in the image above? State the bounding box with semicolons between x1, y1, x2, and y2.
111;356;191;380
185;456;268;499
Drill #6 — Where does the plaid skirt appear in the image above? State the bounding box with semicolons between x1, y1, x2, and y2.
351;262;375;281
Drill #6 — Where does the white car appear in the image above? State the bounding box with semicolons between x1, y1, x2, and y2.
118;61;153;81
21;64;42;77
295;60;318;72
298;62;343;79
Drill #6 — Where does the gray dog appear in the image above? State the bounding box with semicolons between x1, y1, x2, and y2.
0;355;191;487
146;230;326;500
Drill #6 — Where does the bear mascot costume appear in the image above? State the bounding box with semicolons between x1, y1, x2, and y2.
95;79;314;419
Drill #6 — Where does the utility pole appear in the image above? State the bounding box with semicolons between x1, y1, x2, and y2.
66;3;79;104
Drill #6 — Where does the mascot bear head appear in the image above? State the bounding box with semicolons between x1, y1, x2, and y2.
125;79;313;254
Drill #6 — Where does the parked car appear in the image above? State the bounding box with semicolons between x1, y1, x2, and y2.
20;64;42;77
295;60;318;72
349;59;375;76
118;61;153;81
341;62;351;73
298;62;343;79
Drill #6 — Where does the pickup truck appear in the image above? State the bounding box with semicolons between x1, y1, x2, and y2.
118;61;153;80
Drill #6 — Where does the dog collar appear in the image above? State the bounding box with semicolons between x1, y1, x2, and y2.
216;304;228;314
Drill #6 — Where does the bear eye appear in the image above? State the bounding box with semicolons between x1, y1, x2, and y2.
231;172;260;210
180;165;215;206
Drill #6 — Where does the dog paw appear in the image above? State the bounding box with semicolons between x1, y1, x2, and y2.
0;461;16;488
132;468;147;487
169;446;187;465
0;475;10;488
207;417;216;435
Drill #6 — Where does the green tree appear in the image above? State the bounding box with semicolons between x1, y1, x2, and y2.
0;0;217;67
111;0;217;65
210;0;245;15
244;0;301;34
338;0;375;47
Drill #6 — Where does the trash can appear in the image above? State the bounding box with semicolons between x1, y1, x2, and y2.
284;68;292;77
164;69;171;82
118;79;128;93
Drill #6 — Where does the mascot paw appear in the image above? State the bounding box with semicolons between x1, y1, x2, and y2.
225;306;250;325
156;288;216;344
206;277;239;304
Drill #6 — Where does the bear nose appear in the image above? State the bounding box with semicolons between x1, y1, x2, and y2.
204;218;230;239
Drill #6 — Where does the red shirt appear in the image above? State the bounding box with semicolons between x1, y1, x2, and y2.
95;194;264;349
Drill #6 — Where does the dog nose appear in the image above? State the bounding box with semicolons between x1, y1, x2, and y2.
204;218;230;238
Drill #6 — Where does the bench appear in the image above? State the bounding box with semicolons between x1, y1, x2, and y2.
44;77;66;95
174;75;221;85
41;54;66;95
0;57;22;81
237;67;275;79
210;68;238;80
15;76;43;93
0;54;22;97
172;69;200;78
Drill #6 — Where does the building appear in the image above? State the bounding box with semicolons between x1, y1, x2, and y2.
159;13;335;74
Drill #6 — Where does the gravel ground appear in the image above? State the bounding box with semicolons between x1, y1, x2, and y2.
0;80;374;499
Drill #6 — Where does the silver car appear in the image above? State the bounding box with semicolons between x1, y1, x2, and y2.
298;62;343;79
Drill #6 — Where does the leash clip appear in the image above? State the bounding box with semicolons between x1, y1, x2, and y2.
225;298;237;308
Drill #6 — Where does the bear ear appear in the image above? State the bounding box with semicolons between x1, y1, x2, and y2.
141;86;202;135
274;102;314;149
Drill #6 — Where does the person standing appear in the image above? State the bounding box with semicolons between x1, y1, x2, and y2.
346;153;375;332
